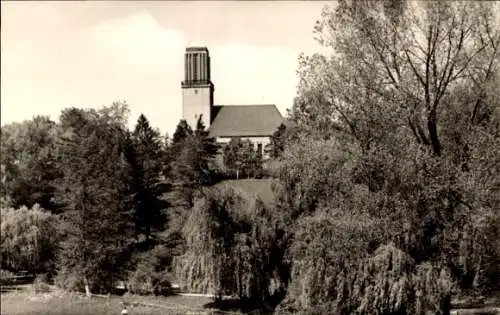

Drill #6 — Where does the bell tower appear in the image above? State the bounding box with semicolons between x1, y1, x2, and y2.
181;47;214;130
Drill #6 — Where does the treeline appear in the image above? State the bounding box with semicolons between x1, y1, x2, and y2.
0;103;262;294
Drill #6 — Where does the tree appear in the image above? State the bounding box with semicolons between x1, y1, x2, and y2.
175;186;288;309
0;204;58;274
167;119;194;182
54;103;134;294
171;119;193;153
223;137;263;179
307;1;499;155
170;116;218;207
0;116;60;211
162;132;173;178
128;114;167;243
266;123;287;159
223;137;243;178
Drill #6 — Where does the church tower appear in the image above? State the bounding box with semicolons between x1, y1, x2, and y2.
181;47;214;130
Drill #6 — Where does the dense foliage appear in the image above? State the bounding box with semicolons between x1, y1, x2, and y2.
223;137;263;179
0;116;60;210
126;245;173;296
274;0;500;313
54;104;135;293
0;204;58;274
128;114;167;243
174;186;287;309
0;100;225;295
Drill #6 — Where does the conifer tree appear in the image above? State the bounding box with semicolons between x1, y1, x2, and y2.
127;114;168;244
171;119;193;154
170;115;218;207
266;123;287;159
128;114;166;243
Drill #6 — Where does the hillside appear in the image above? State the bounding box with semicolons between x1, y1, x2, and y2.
214;178;278;205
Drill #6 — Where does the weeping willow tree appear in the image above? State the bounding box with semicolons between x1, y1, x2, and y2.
174;186;287;306
347;244;453;315
231;198;289;304
0;204;58;274
281;211;382;312
174;187;242;297
282;236;453;315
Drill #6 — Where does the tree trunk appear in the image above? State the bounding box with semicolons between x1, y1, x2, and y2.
427;108;441;156
84;276;92;298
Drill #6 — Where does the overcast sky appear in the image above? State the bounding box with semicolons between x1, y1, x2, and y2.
1;1;330;135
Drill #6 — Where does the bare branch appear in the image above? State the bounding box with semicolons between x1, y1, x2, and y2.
405;50;427;92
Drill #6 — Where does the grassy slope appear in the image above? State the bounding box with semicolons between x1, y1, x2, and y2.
214;178;278;205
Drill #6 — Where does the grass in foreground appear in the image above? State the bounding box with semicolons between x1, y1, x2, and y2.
0;288;222;315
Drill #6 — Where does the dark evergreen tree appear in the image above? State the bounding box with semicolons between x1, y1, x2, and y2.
170;115;218;207
171;119;193;150
266;123;287;159
128;114;167;244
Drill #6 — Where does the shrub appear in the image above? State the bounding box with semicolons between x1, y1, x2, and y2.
127;264;171;296
54;268;85;293
0;269;15;285
33;273;51;293
126;246;172;296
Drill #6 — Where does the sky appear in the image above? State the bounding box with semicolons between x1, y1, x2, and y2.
1;1;331;136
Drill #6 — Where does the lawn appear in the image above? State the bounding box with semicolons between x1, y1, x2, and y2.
2;284;500;315
0;286;232;315
215;179;278;204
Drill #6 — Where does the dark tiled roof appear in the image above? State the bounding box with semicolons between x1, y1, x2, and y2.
208;105;284;137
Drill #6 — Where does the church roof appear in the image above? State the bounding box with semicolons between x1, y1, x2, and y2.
208;105;284;137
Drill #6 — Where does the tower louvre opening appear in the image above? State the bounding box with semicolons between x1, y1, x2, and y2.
182;47;211;86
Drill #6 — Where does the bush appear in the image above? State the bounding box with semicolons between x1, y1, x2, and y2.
127;264;172;296
126;246;173;296
33;273;51;293
54;268;85;293
0;269;15;285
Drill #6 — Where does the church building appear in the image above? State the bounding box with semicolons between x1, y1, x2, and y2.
181;47;284;156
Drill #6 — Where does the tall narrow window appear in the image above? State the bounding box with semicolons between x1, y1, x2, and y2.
257;143;263;158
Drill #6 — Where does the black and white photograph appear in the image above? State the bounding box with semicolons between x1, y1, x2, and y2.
1;1;499;314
